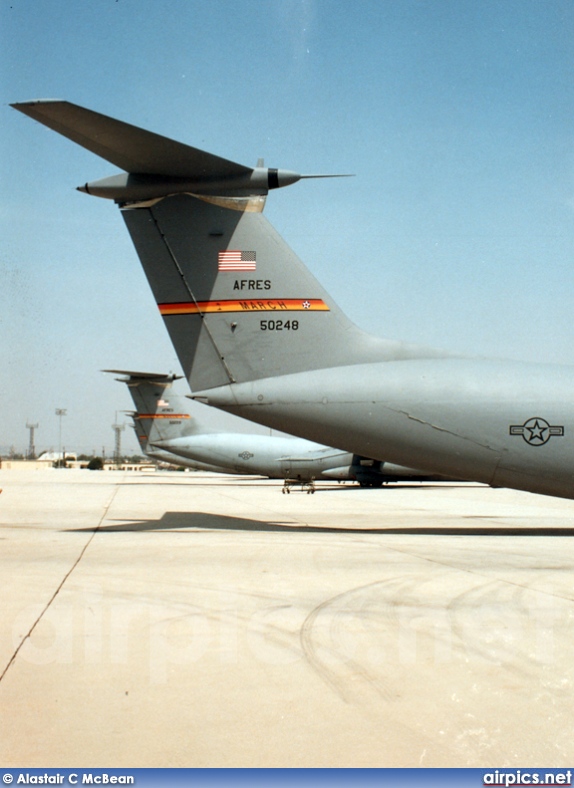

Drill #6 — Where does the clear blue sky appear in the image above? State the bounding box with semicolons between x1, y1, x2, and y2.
2;0;574;456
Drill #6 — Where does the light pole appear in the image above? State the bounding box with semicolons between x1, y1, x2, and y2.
112;412;125;467
55;408;66;467
26;422;39;460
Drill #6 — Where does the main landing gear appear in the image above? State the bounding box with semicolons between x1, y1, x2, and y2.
282;478;316;494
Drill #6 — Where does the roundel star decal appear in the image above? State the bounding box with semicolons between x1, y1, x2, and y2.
509;417;565;446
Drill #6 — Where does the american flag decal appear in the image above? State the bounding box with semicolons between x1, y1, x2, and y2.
218;250;257;272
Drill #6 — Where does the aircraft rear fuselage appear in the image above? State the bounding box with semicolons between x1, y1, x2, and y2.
156;433;353;480
195;357;574;498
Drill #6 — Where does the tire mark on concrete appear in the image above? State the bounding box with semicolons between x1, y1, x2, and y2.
300;576;425;704
446;577;568;681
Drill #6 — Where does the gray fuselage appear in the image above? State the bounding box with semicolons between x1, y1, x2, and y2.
195;357;574;498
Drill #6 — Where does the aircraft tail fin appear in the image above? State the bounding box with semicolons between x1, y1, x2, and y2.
106;370;207;444
15;100;453;395
120;195;449;392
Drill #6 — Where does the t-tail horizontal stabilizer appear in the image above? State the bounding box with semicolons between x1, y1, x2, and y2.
11;100;352;202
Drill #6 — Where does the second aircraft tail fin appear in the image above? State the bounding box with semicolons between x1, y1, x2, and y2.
106;370;208;445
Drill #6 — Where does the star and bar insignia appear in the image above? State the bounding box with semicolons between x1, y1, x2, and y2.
509;417;565;446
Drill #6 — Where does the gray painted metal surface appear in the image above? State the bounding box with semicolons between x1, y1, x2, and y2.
111;370;437;485
12;100;573;499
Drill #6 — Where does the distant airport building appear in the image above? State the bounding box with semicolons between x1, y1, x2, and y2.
37;451;78;463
